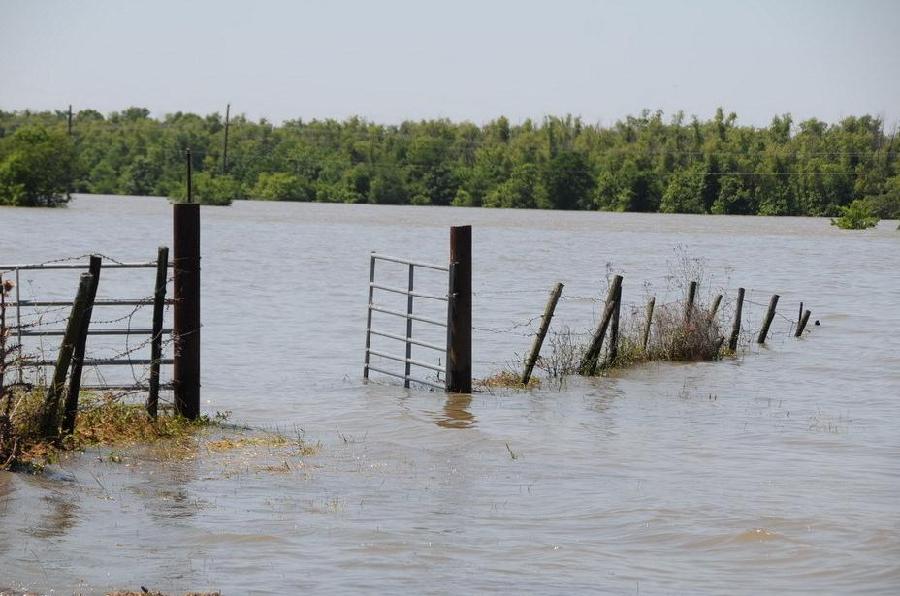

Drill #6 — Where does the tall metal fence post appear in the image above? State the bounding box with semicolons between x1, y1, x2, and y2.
174;151;201;419
445;225;472;393
147;246;169;418
62;255;102;435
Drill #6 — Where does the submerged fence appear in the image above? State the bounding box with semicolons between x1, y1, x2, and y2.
364;225;472;393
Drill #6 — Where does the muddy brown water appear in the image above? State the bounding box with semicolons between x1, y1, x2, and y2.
1;195;899;594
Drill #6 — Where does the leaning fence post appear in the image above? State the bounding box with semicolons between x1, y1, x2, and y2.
641;297;655;351
795;309;811;337
604;283;623;367
62;256;101;436
40;272;93;438
756;294;780;344
445;225;471;393
521;282;563;386
728;288;745;351
578;274;623;376
709;294;723;319
685;281;697;323
173;151;201;420
147;246;169;418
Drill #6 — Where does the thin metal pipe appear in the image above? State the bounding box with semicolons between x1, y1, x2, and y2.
0;262;170;272
19;328;172;336
363;254;376;379
366;349;445;373
368;328;444;352
369;305;446;327
28;358;174;366
370;253;448;271
365;364;444;391
370;282;448;301
10;298;174;307
404;263;414;388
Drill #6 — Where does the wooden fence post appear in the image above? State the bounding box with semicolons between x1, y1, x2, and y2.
445;225;471;393
173;152;201;419
578;274;623;376
521;282;563;385
641;297;655;351
728;288;745;351
604;283;623;367
62;256;101;436
757;294;780;344
685;281;697;323
41;272;93;438
147;246;169;418
709;294;723;319
795;309;811;337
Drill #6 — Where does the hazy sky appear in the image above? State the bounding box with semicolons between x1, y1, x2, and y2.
2;0;898;127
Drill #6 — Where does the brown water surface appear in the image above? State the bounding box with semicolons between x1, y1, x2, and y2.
1;196;898;594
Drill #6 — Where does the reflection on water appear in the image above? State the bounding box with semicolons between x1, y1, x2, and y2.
435;393;475;429
0;196;899;594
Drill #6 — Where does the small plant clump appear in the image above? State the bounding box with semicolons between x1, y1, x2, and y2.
476;369;540;390
830;199;880;230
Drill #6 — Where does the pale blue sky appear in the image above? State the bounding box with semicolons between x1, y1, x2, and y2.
2;0;898;127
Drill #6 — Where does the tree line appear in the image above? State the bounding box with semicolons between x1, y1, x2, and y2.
0;107;898;218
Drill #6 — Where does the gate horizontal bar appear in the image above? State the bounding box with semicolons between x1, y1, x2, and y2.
369;304;446;327
370;283;448;301
366;348;446;373
368;328;444;352
371;253;448;272
26;358;174;366
0;262;172;272
10;298;174;307
19;328;172;337
81;383;174;392
365;364;445;391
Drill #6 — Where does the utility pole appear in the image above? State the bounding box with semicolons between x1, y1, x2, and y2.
67;105;73;136
222;103;230;174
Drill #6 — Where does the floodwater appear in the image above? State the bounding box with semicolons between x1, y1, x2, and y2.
1;195;899;594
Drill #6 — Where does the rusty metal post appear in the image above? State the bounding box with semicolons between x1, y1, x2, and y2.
173;158;201;419
62;255;101;435
147;246;169;418
445;225;471;393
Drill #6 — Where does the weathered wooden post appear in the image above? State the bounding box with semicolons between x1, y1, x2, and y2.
579;274;623;376
795;309;811;337
41;272;93;438
62;255;102;435
173;149;201;419
147;246;169;418
684;281;697;323
445;225;471;393
605;283;623;367
709;294;723;319
728;287;745;351
641;297;655;351
756;294;780;344
521;282;563;386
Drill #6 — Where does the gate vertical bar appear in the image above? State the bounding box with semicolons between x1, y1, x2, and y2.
15;268;22;384
173;153;201;420
404;263;414;388
445;225;472;393
147;246;169;418
363;253;375;379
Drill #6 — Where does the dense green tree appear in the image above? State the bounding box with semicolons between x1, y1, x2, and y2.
0;125;75;206
1;107;896;217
